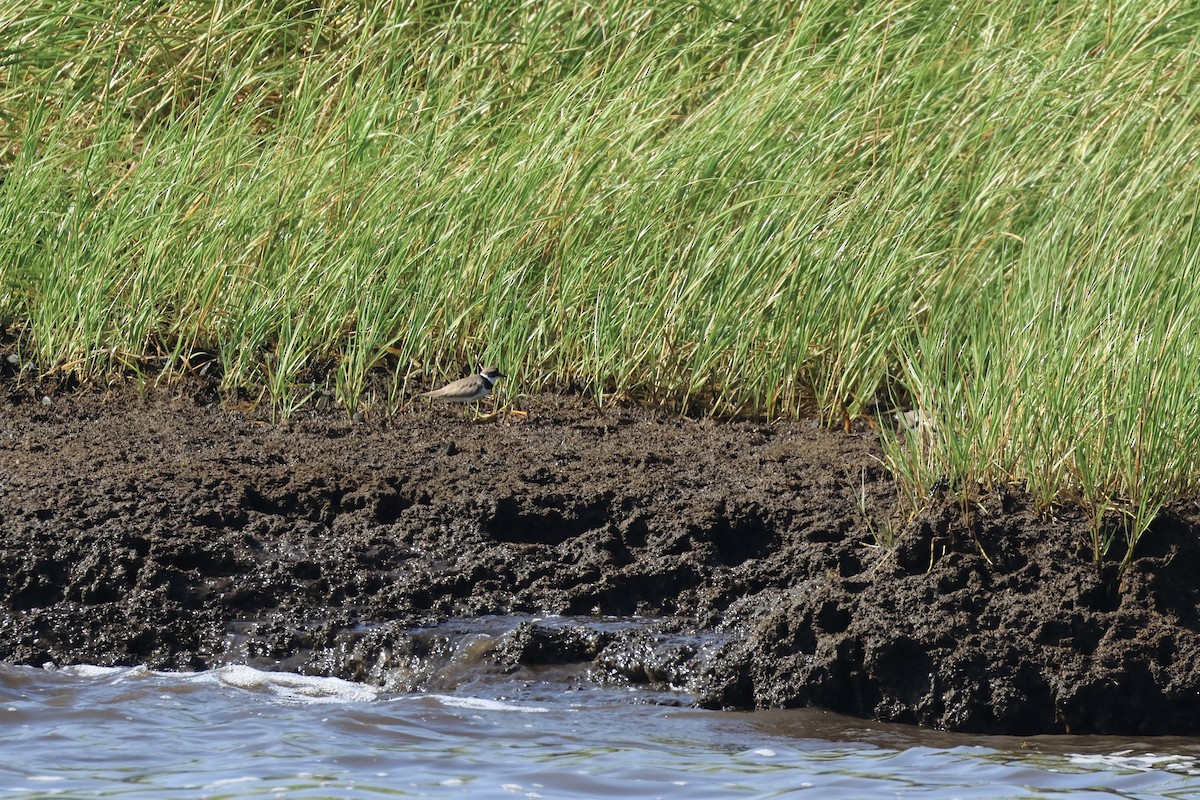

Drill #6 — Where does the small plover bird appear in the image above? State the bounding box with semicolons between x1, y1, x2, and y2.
420;366;506;405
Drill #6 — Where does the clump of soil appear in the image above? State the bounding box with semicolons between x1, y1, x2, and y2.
2;377;1199;734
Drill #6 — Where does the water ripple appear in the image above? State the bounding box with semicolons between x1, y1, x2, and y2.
2;664;1200;799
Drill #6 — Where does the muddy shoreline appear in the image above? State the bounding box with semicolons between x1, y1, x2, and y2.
3;379;1200;735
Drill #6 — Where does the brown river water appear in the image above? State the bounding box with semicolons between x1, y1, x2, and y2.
3;660;1199;799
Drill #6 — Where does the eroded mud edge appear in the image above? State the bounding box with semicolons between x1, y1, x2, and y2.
2;382;1199;735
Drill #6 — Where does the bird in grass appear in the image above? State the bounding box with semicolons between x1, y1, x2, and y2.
420;365;506;407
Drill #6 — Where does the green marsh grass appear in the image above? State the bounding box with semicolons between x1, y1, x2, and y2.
3;0;1200;559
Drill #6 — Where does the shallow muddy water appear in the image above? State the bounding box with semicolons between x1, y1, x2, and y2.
2;663;1199;799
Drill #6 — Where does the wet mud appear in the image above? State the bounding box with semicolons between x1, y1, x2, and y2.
2;377;1200;734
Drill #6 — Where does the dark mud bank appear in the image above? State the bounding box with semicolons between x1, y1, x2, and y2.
3;386;1200;735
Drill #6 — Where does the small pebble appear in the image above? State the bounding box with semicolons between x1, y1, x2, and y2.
5;354;17;365
40;395;52;407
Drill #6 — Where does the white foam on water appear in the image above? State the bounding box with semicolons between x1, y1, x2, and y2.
424;694;549;713
207;665;379;704
41;663;566;711
55;664;133;679
204;776;260;788
1069;751;1200;774
43;664;376;704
